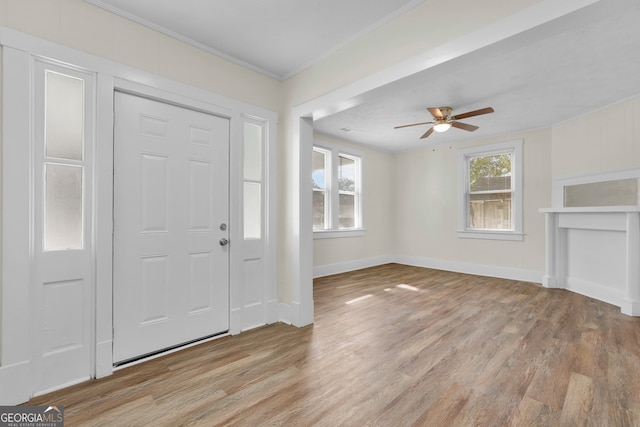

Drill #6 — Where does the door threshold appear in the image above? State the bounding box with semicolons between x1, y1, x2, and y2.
113;330;229;370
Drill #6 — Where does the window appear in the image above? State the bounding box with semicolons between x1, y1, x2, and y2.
458;140;523;241
313;143;363;238
243;120;264;240
41;67;91;251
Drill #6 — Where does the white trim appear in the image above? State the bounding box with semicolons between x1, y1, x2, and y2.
457;140;524;241
565;277;625;310
0;25;278;404
293;117;315;327
314;229;366;239
278;302;295;326
394;255;543;284
1;46;32;369
551;167;640;208
457;231;525;241
94;72;115;380
0;361;31;405
313;255;394;278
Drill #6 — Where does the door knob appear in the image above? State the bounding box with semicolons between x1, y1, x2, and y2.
219;238;229;246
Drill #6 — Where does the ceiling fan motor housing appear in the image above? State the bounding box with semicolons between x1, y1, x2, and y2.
438;107;453;119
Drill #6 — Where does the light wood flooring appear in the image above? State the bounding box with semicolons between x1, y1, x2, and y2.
28;263;640;426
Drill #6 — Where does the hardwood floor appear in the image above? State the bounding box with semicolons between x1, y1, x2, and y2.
27;263;640;426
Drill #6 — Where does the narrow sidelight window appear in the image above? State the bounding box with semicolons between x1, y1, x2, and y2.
243;121;264;239
43;69;86;250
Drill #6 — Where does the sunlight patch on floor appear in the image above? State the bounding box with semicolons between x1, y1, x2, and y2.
345;294;373;304
396;284;419;291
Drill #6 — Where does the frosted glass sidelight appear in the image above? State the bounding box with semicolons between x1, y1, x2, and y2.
243;123;262;181
244;182;261;239
45;163;83;250
45;71;84;161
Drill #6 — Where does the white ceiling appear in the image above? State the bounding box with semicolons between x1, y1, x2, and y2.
314;0;640;151
86;0;424;80
87;0;640;152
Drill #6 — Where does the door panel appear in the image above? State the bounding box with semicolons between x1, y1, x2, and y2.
113;92;230;364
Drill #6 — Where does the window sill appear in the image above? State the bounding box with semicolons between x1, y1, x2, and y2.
313;228;366;239
457;230;524;241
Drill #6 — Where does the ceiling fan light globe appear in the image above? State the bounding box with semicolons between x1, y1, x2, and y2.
433;122;451;133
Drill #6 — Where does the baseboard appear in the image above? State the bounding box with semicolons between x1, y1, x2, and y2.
0;360;31;405
393;255;544;284
565;277;625;309
266;298;279;324
278;302;294;325
313;255;394;278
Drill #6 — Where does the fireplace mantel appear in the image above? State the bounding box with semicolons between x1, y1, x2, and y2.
539;206;640;316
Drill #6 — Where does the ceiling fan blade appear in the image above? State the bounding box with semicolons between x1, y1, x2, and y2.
420;127;435;139
427;107;443;119
451;107;494;120
394;121;433;129
451;121;479;132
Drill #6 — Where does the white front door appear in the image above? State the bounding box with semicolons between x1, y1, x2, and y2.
113;92;230;364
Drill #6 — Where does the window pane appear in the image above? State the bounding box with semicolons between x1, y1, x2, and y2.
244;182;261;239
45;71;84;161
313;190;327;230
339;193;355;229
313;150;327;190
469;153;511;192
45;163;83;250
243;122;262;181
339;155;355;192
469;192;512;230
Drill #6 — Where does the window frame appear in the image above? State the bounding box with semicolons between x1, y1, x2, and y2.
313;142;364;239
458;140;524;241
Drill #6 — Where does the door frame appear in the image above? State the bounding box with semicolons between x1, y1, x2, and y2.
0;26;278;404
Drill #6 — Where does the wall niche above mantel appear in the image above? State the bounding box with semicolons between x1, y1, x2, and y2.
564;178;638;208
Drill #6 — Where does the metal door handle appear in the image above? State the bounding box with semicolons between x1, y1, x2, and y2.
219;238;229;246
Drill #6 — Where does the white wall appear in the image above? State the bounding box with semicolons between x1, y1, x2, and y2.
311;127;554;283
390;94;640;280
0;0;281;110
551;95;640;178
0;0;608;318
312;134;395;276
282;0;541;108
394;128;552;281
278;0;594;305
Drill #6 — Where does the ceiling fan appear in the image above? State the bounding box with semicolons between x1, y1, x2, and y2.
394;106;494;139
